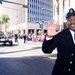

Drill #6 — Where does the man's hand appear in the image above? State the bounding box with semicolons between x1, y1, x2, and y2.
47;20;61;37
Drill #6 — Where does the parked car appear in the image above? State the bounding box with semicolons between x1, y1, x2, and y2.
0;32;13;46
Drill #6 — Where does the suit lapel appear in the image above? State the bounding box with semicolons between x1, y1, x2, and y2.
64;28;74;51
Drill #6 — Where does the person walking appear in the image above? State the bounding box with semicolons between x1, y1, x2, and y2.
42;8;75;75
15;34;18;43
23;34;26;43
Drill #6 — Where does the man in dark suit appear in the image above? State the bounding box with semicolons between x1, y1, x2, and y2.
23;34;26;43
42;8;75;75
15;34;18;42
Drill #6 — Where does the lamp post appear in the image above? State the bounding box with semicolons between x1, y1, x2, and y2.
41;8;44;21
36;21;44;34
41;8;45;34
40;21;44;34
41;7;53;33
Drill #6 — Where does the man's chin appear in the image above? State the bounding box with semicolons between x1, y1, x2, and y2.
70;28;75;31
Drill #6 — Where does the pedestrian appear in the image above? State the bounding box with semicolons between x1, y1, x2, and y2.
23;34;26;43
42;8;75;75
15;34;18;42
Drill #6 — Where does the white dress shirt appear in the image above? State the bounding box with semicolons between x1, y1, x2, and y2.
70;29;75;44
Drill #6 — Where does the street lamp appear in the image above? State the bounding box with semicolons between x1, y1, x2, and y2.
41;7;53;33
40;21;44;34
39;8;45;34
36;21;44;34
41;8;44;22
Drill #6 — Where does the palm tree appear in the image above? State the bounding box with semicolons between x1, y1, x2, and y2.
0;19;2;31
0;14;10;34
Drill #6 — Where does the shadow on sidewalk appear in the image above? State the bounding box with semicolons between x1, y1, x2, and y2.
0;46;42;55
0;56;55;75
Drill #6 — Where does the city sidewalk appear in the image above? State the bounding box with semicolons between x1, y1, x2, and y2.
0;39;56;75
0;38;57;59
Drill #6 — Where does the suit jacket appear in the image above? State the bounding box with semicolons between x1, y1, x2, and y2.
42;28;75;75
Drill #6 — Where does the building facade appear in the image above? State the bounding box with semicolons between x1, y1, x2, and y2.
53;0;75;30
28;0;53;23
0;0;53;35
28;0;53;34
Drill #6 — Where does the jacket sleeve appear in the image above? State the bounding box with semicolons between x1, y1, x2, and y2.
42;35;59;53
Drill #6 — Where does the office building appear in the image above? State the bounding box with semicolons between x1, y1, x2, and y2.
0;0;53;34
28;0;53;23
53;0;75;30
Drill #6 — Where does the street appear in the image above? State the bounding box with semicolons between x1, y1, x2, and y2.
0;39;57;75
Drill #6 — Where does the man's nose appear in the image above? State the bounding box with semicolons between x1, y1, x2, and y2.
71;20;75;24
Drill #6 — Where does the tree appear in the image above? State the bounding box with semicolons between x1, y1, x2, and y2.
1;14;10;23
37;30;42;35
0;14;10;34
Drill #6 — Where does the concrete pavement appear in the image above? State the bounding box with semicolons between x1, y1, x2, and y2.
0;39;57;75
0;39;57;58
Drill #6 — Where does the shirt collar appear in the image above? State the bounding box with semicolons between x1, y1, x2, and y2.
69;29;75;42
69;29;75;35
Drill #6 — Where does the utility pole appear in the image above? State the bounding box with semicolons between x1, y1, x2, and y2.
36;21;44;34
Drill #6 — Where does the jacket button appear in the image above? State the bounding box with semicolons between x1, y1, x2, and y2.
71;53;73;56
69;69;71;71
70;61;72;64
